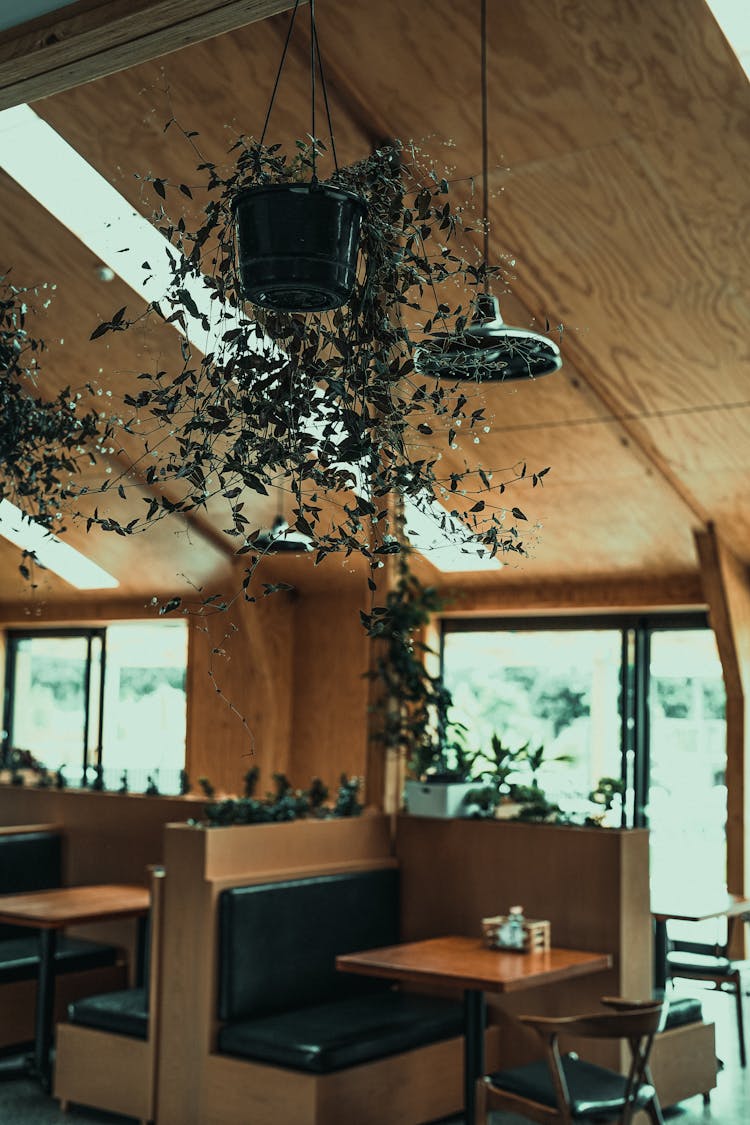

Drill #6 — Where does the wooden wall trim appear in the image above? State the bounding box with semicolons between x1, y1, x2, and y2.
438;574;705;617
0;597;165;625
694;524;750;898
0;0;297;110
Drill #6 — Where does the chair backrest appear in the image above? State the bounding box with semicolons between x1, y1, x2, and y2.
0;829;62;941
217;867;399;1022
670;911;750;961
523;999;664;1125
549;1000;664;1040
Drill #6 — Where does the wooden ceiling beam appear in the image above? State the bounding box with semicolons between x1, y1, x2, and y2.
438;573;705;617
0;0;299;111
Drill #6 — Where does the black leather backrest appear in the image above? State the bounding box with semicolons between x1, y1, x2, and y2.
218;868;399;1022
0;831;63;941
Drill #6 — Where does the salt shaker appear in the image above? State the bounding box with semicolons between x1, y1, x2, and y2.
508;904;525;950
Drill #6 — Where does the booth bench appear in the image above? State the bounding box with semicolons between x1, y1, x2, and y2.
204;866;479;1125
0;825;124;1051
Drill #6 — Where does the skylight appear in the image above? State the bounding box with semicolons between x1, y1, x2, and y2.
706;0;750;79
0;500;119;589
402;497;502;572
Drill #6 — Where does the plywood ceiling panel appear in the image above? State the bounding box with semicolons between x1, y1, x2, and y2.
0;0;746;601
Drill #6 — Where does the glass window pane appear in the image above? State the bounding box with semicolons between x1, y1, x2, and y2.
9;636;88;769
101;621;188;793
442;629;622;819
649;629;727;920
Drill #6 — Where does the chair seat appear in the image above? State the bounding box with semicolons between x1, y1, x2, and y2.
487;1054;657;1120
218;990;464;1074
68;987;149;1040
664;995;703;1029
0;935;118;985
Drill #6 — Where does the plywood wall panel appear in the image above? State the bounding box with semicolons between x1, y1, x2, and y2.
186;583;295;795
289;584;371;790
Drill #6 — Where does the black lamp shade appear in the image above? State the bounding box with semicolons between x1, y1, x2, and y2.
414;294;562;381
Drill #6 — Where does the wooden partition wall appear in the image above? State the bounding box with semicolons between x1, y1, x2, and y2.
156;814;394;1125
396;816;650;1070
0;784;195;968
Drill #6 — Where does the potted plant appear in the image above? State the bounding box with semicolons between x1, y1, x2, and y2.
463;733;527;818
233;178;366;311
403;716;481;818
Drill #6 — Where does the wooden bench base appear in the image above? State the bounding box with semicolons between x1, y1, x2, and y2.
55;1023;154;1124
201;1027;500;1125
649;1021;717;1108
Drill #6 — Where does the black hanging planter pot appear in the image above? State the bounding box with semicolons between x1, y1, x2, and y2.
232;181;366;313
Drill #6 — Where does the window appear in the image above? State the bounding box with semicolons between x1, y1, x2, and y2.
2;621;188;793
442;627;622;819
442;614;727;892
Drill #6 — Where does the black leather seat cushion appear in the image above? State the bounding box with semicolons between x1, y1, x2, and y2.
664;995;703;1030
488;1055;656;1119
0;832;62;942
0;935;118;985
217;991;463;1073
218;869;399;1022
68;987;148;1040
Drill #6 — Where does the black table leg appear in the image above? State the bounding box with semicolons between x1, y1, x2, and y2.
34;928;57;1093
135;914;148;987
464;988;486;1125
653;917;668;996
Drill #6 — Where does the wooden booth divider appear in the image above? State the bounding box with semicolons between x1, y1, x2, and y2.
156;813;398;1125
394;815;717;1106
0;785;197;975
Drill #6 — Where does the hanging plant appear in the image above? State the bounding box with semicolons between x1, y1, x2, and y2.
364;558;474;781
80;128;549;611
0;277;107;555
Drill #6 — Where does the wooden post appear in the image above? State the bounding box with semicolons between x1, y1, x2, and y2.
694;524;750;908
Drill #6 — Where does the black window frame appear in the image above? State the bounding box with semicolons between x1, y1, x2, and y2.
2;627;107;779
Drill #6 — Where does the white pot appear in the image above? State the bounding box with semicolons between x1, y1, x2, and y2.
403;779;477;819
494;800;524;820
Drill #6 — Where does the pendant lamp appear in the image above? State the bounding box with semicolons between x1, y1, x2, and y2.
415;0;562;382
252;494;313;554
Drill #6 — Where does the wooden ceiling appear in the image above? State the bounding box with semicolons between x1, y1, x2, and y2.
0;0;748;606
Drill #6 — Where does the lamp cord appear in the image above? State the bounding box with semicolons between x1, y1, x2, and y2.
259;0;339;178
310;0;317;180
481;0;490;293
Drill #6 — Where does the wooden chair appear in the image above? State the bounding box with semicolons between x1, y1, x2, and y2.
476;997;665;1125
667;913;749;1068
55;866;164;1125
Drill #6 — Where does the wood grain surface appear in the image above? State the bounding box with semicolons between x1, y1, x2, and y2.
0;882;149;927
337;934;612;994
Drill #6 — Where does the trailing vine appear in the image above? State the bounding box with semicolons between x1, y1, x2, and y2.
75;132;548;611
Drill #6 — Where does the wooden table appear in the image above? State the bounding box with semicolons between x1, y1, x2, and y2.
0;884;150;1090
337;935;612;1125
651;892;750;993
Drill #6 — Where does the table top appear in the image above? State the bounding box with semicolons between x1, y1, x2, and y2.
337;935;612;994
0;884;150;929
651;892;750;924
